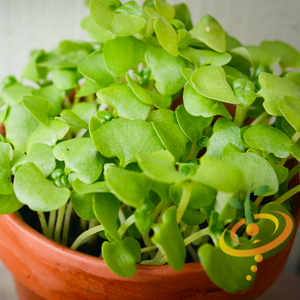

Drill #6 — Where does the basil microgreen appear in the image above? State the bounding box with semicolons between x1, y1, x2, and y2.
2;0;300;294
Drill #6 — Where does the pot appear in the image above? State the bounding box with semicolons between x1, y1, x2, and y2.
0;168;299;300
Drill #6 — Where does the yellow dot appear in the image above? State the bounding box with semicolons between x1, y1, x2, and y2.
255;254;263;263
246;275;252;281
246;223;260;236
251;265;258;272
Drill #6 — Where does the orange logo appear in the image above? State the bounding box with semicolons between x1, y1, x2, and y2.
219;210;294;281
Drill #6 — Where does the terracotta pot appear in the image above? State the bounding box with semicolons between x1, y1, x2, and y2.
0;168;299;300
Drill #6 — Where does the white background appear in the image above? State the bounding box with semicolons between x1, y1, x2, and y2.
0;0;300;298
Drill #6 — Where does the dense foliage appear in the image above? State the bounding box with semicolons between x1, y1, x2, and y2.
1;0;300;293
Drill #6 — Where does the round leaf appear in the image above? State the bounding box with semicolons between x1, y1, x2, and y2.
14;163;70;211
53;138;103;184
91;118;164;166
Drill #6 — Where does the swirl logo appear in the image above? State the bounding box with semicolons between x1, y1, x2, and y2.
220;211;294;281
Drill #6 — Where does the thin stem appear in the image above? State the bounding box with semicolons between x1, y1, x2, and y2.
140;249;164;265
176;186;192;223
254;196;264;207
142;235;156;259
141;245;158;253
287;164;300;182
250;111;269;126
54;205;66;244
70;225;104;250
118;208;126;224
37;212;49;238
275;184;300;204
234;106;246;127
151;201;164;220
87;219;100;248
292;132;300;144
186;143;200;161
184;228;210;246
187;244;199;262
62;201;73;246
48;210;57;240
118;215;135;237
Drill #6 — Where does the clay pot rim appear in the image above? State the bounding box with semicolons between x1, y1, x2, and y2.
4;212;204;276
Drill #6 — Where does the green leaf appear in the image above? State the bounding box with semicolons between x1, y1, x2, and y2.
4;105;39;152
105;166;151;209
284;72;300;87
32;84;64;118
257;72;300;116
148;109;176;123
27;119;69;152
175;104;212;143
14;163;70;211
254;185;269;196
78;50;116;86
76;79;101;98
244;124;292;158
223;152;278;196
0;193;23;215
289;144;300;160
170;181;216;209
53;138;103;184
190;14;226;53
126;73;172;109
81;15;114;42
278;96;300;132
27;143;55;177
103;37;147;76
191;66;241;104
2;84;34;105
192;155;243;193
183;84;232;119
58;40;94;55
58;109;88;129
152;121;188;161
97;85;150;120
91;118;164;166
89;116;103;134
261;40;300;71
115;1;143;16
102;239;137;277
154;17;178;57
152;206;186;271
89;0;146;37
228;197;243;210
199;239;257;293
70;191;95;220
134;211;153;236
22;50;47;83
206;118;244;159
0;143;13;195
52;69;78;90
271;163;288;184
154;0;175;20
179;48;231;68
174;3;193;31
137;150;185;184
252;202;295;259
145;47;189;95
10;150;27;175
244;45;280;68
71;102;97;124
93;192;121;241
73;178;109;194
0;105;9;124
22;95;49;126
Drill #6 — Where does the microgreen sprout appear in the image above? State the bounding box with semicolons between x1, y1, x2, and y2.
0;0;300;294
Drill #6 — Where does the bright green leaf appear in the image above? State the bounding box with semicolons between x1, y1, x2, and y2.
14;163;70;211
91;118;164;166
71;191;95;220
54;138;103;184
